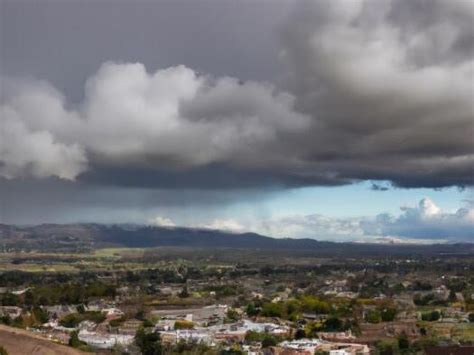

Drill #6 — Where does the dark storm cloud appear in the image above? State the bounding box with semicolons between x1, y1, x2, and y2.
279;0;474;188
1;0;473;192
0;177;271;224
1;0;290;102
79;162;350;189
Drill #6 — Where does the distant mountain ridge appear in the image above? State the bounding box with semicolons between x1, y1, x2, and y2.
0;223;472;255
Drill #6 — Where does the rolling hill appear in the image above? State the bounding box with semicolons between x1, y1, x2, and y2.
0;223;473;256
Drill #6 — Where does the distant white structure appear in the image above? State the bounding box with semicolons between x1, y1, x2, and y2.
330;350;351;355
240;319;289;335
0;306;22;319
102;307;124;317
277;339;370;355
160;319;289;344
160;329;213;345
278;339;322;353
78;330;134;349
11;288;30;295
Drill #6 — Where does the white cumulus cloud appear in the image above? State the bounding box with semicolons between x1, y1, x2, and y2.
362;198;474;240
0;62;309;180
1;104;86;180
148;215;176;228
199;218;247;233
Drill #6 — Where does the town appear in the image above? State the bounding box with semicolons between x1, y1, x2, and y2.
0;246;472;354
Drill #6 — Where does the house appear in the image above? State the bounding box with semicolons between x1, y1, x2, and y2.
318;342;370;355
102;307;124;317
330;350;354;355
243;344;262;355
118;319;143;335
274;339;322;355
176;329;213;344
151;304;227;327
86;300;109;312
317;330;355;341
78;320;97;331
336;292;358;299
44;305;77;319
155;319;175;331
302;313;327;322
0;306;22;319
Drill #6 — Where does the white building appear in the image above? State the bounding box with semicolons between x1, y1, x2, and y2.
278;339;322;353
78;330;134;349
330;350;351;355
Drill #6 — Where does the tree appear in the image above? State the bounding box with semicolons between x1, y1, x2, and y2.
294;328;306;340
261;334;278;348
381;307;397;322
1;293;19;306
414;293;434;306
38;296;49;306
413;337;439;352
143;319;154;328
174;320;194;330
431;311;441;321
135;328;163;355
365;309;382;324
32;307;49;324
421;310;440;322
376;339;398;355
246;303;258;317
446;279;467;292
61;314;82;328
24;290;35;307
323;317;343;331
226;308;239;322
136;309;146;321
178;285;189;298
76;304;86;314
261;303;283;318
69;330;85;348
300;296;330;314
398;332;410;350
11;315;24;328
448;290;457;302
220;349;243;355
109;316;126;328
245;331;261;343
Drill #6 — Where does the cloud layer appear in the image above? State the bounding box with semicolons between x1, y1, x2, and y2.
1;0;473;189
165;198;473;242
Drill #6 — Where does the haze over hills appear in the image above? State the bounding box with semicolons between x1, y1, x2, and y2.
0;223;472;256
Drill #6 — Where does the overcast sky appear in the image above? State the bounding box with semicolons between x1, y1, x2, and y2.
1;0;473;242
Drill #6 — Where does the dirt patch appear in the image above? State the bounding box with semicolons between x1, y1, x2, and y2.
0;325;90;355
